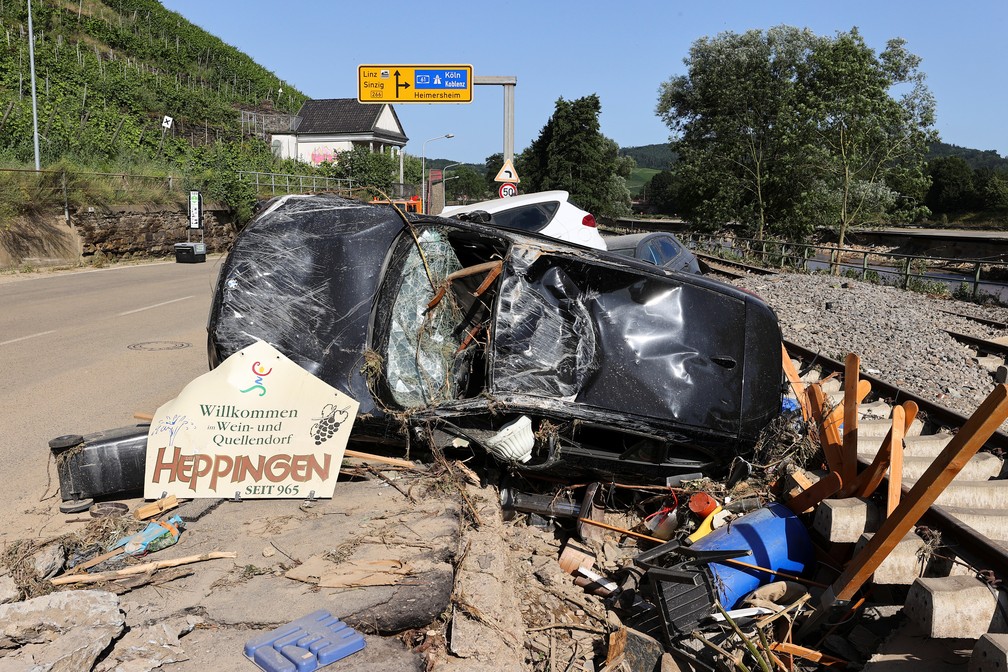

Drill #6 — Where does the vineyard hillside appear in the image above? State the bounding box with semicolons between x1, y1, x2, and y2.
0;0;306;167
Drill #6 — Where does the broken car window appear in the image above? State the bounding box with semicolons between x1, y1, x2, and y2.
384;229;465;408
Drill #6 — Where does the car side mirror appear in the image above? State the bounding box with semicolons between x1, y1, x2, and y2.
457;210;491;224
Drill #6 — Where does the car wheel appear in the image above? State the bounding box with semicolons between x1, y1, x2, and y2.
59;498;94;514
48;434;84;451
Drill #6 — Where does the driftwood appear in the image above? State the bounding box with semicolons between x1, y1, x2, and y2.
50;551;236;586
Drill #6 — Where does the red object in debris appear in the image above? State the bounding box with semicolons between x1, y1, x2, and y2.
689;492;719;519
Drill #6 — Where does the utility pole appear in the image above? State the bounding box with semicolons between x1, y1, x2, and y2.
27;0;41;170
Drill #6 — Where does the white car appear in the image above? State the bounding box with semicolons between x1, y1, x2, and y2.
441;191;607;250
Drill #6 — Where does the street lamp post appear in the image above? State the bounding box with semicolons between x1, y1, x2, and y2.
441;163;461;207
27;0;41;170
421;134;454;214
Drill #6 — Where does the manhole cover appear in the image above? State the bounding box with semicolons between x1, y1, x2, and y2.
127;341;191;351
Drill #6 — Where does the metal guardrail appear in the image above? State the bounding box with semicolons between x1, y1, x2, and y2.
690;232;1008;302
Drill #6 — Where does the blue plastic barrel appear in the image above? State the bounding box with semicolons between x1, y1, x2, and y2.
690;502;813;609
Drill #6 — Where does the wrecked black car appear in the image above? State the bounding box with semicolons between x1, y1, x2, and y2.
207;194;782;477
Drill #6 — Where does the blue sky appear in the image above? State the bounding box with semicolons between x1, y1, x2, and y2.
161;0;1007;165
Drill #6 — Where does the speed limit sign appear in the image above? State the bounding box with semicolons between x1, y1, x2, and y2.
498;182;517;198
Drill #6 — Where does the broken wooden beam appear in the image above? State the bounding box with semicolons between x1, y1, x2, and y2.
886;405;906;517
822;384;1008;606
51;551;237;586
844;401;918;498
842;353;861;489
782;344;811;420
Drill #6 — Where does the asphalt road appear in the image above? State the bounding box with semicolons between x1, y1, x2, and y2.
0;257;226;543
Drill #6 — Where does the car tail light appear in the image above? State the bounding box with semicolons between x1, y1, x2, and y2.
582;214;597;228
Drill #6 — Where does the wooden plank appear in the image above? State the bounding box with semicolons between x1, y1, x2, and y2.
825;384;1008;605
807;384;843;471
844;401;918;498
886;405;906;516
134;495;178;520
813;380;870;473
770;642;847;666
842;354;861;489
51;551;237;585
782;344;811;420
787;471;842;515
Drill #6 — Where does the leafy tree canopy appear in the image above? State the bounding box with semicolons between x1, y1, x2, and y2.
517;94;631;219
657;26;937;242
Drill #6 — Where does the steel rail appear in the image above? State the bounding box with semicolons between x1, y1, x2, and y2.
784;338;1008;582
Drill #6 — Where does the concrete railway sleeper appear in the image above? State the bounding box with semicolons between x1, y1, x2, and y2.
784;340;1008;669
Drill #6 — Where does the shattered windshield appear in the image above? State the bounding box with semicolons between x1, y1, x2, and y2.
384;230;465;408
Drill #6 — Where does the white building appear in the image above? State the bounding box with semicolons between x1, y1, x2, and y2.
270;98;408;165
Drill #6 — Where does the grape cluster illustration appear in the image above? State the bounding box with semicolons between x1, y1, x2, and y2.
311;404;349;445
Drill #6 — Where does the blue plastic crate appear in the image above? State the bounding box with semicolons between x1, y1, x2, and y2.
244;611;365;672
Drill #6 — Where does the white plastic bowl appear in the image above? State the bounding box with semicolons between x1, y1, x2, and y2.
483;416;534;463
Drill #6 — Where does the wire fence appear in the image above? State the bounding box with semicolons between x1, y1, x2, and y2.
236;171;354;196
689;232;1008;303
236;171;418;200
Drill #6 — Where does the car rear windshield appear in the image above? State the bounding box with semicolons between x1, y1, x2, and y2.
491;201;560;233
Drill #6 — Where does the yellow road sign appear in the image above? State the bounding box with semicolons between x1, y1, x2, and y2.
358;65;473;103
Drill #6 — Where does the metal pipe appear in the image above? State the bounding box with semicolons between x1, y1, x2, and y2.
27;0;41;170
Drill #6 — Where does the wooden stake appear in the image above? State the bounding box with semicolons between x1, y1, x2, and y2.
844;401;918;498
886;405;906;516
842;354;860;488
782;344;810;420
344;449;417;470
134;495;178;520
807;384;842;470
824;384;1008;605
770;642;847;667
51;551;236;585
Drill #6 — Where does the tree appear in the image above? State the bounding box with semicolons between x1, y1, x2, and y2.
518;94;631;219
656;26;936;244
926;156;975;213
446;167;488;204
973;168;1008;212
316;146;401;195
800;30;936;246
645;170;678;214
657;26;820;239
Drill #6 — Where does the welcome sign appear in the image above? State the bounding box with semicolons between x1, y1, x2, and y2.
144;340;358;499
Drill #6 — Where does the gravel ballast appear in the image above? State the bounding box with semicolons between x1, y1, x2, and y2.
732;272;1008;422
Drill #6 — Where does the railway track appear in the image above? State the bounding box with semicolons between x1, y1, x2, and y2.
700;247;1008;666
781;343;1008;667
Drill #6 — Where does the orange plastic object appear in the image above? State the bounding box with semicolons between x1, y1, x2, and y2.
688;492;719;519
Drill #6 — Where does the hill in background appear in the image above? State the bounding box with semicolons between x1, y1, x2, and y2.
0;0;306;167
619;143;676;170
926;142;1008;171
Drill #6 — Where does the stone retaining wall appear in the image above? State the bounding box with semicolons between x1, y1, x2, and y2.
74;202;237;259
0;202;238;270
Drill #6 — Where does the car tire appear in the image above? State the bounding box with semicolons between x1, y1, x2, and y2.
59;498;94;514
48;434;84;451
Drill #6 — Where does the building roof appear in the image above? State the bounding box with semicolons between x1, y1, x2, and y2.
292;98;407;143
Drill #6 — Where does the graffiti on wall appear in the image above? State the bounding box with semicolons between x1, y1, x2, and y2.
310;146;336;165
